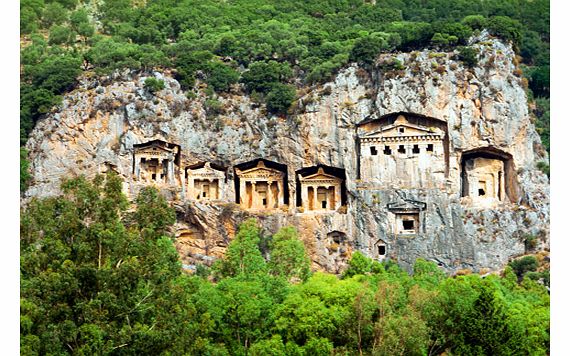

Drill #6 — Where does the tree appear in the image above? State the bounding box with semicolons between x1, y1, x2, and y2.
342;251;383;278
20;174;206;354
87;38;143;74
205;61;240;92
23;54;82;94
241;60;292;94
350;34;389;64
70;9;95;42
265;83;296;115
214;218;267;278
41;2;68;27
268;226;311;282
529;66;550;97
486;16;523;46
48;25;74;46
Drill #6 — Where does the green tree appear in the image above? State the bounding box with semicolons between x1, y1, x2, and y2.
486;16;523;46
48;25;74;46
70;9;95;42
20;174;208;354
41;2;68;27
87;38;143;74
265;83;296;115
350;34;389;64
268;226;311;282
205;61;240;92
214;218;267;278
241;60;292;94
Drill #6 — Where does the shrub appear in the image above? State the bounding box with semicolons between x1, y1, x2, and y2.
457;46;478;68
20;148;31;193
508;256;538;280
536;161;549;177
204;98;224;117
144;77;165;93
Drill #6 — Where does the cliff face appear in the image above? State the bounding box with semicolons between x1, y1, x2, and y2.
25;34;550;273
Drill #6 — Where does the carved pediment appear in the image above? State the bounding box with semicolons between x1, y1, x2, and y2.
299;168;343;184
361;115;442;140
134;140;179;160
236;161;284;180
387;199;426;213
187;162;225;179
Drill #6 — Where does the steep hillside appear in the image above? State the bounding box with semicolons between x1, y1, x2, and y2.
24;34;549;274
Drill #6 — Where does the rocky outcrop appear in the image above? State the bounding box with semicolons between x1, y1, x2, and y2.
25;34;549;274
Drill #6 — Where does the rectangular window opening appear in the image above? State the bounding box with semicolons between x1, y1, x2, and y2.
378;245;386;256
427;144;434;152
383;146;392;155
478;181;486;196
398;145;406;154
402;220;415;230
412;144;420;154
322;200;327;209
151;173;156;180
399;127;405;133
370;146;377;155
262;198;267;206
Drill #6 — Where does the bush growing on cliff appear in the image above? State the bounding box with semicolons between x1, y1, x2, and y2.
457;46;479;68
508;256;539;280
144;77;165;93
265;83;296;115
20;148;31;193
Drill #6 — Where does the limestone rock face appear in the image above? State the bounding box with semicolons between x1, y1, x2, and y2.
25;34;550;273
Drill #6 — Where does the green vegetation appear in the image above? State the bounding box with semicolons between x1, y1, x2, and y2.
21;174;550;354
20;0;549;147
20;148;31;193
143;77;165;93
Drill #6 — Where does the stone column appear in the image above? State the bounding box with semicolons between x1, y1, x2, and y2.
218;178;224;200
134;155;140;180
333;184;342;210
252;182;258;209
188;174;194;200
239;179;246;205
180;169;186;199
267;181;273;209
277;180;284;207
300;181;308;211
209;179;215;200
168;159;174;184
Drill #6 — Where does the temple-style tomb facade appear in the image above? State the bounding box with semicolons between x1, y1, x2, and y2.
185;162;226;201
358;113;447;188
133;140;180;185
235;160;286;210
297;167;343;212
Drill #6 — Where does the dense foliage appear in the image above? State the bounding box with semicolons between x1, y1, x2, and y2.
21;175;550;354
20;0;549;147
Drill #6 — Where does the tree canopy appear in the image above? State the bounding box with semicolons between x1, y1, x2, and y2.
20;174;550;354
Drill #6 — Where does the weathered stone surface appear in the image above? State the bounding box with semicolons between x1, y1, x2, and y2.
25;34;549;274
